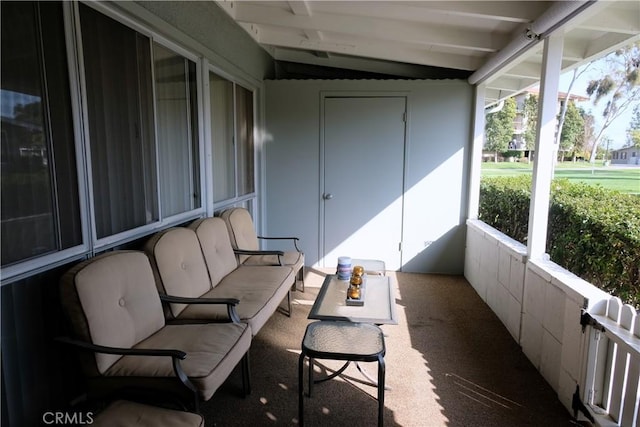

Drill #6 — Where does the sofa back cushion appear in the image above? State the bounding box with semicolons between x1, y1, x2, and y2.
60;251;165;374
219;208;259;264
189;217;238;286
144;227;212;317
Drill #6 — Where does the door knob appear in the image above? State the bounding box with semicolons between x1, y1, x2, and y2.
323;193;334;200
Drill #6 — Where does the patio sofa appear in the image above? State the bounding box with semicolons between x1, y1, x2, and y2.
144;218;295;336
58;251;251;411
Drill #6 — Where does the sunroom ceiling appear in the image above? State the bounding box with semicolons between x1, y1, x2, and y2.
216;0;640;105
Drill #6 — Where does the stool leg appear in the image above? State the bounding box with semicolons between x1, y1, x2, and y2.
242;353;251;396
308;358;314;397
298;267;305;292
298;352;305;426
378;355;385;427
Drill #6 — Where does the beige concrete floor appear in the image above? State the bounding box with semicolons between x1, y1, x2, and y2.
201;269;578;426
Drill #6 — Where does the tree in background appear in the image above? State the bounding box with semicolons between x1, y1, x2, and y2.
626;104;640;148
515;93;593;162
556;65;591;149
485;97;516;161
579;111;597;160
586;41;640;162
558;101;585;160
523;94;538;150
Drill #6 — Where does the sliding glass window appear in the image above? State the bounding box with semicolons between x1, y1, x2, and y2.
209;71;255;204
80;4;157;238
1;2;207;280
153;43;200;217
0;1;82;266
209;72;235;203
80;4;200;240
235;85;255;196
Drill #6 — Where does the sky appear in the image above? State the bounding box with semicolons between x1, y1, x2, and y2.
558;56;639;150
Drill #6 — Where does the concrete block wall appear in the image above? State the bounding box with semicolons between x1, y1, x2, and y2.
465;220;527;341
465;219;611;414
522;260;610;412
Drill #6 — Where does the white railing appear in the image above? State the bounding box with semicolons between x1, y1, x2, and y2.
583;297;640;427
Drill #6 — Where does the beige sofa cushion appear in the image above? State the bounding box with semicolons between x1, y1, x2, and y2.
105;322;251;401
144;228;212;318
93;400;204;427
178;266;294;335
220;208;304;273
61;251;165;374
241;250;304;272
220;208;259;264
189;217;238;285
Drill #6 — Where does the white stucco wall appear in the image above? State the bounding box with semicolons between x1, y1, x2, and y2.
263;79;473;273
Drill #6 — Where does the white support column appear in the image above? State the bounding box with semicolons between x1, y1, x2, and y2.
527;34;564;259
467;83;486;220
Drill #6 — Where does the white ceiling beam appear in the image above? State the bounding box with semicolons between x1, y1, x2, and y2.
238;22;260;40
259;28;482;70
233;2;505;53
585;33;640;60
310;1;545;24
304;30;323;41
486;76;538;93
287;1;311;16
560;32;636;63
500;61;542;80
484;88;519;103
484;88;503;100
412;1;548;23
286;1;323;41
215;0;234;17
577;8;640;35
560;40;592;62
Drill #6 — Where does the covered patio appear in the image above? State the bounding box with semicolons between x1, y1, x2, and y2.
1;1;638;426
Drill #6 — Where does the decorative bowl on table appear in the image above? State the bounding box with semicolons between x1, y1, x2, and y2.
346;274;366;306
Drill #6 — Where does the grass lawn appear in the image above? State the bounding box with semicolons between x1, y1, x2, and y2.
481;162;640;194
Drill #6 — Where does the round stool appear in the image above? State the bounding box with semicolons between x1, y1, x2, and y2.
298;321;386;426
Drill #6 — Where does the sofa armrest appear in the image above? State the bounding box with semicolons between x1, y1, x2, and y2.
258;236;301;252
159;294;241;323
234;249;284;256
233;249;284;266
55;336;197;403
56;336;187;359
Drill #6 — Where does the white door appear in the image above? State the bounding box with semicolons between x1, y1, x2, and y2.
322;96;406;270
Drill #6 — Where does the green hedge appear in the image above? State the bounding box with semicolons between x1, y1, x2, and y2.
479;176;640;308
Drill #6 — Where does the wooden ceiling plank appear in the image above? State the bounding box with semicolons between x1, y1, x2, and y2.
235;2;505;53
259;28;481;70
309;1;545;25
576;8;640;35
287;0;312;17
273;48;447;78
